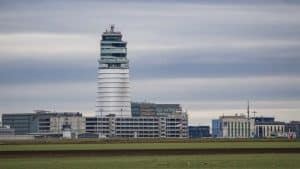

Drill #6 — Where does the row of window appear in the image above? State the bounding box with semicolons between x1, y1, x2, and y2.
116;118;159;121
102;36;122;41
101;53;126;57
116;131;160;134
116;127;159;130
101;43;126;47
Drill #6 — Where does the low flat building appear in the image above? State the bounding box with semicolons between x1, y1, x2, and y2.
85;114;188;138
255;121;285;138
189;126;210;138
2;113;37;135
213;114;288;139
2;111;85;135
0;126;15;136
253;116;285;138
285;121;300;138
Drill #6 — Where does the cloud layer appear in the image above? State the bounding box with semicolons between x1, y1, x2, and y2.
0;0;299;125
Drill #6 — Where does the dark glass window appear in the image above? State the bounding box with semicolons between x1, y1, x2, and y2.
112;53;126;57
112;43;126;47
101;43;126;47
102;35;121;41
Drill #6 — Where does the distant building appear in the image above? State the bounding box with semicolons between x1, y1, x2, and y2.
2;113;37;135
254;121;285;138
189;126;210;138
2;111;85;135
131;102;182;117
85;114;188;138
212;113;290;139
212;119;222;138
253;116;285;138
285;121;300;138
220;115;255;138
0;126;15;136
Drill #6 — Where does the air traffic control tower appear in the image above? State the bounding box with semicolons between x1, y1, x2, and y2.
96;25;131;117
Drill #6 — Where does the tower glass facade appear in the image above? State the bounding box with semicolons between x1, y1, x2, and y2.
96;25;131;117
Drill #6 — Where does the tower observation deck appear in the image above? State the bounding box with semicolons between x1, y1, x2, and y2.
96;25;131;117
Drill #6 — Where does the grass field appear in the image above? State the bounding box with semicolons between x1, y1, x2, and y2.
0;141;299;168
1;141;300;151
0;154;299;169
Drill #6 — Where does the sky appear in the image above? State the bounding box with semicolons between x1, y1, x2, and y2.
0;0;300;125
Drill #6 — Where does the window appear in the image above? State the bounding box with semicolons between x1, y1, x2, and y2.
102;35;121;41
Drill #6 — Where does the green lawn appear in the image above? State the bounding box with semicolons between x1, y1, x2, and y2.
0;141;299;151
0;154;299;169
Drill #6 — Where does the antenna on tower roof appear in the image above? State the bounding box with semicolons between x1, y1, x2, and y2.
110;24;115;32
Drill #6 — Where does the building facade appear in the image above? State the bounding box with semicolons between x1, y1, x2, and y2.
285;121;300;138
2;113;37;135
0;126;15;136
85;114;188;138
97;25;131;117
212;114;289;139
255;122;285;138
188;126;210;138
219;115;255;138
131;102;182;117
212;119;222;138
2;111;85;135
253;116;285;138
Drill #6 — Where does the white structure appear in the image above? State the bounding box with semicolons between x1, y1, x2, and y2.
97;25;131;117
49;113;85;134
220;115;255;138
85;114;188;138
255;122;285;138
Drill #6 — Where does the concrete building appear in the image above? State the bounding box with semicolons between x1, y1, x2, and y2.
189;126;210;138
218;115;255;138
0;126;15;136
255;121;285;138
85;113;188;138
131;102;182;117
253;116;285;138
2;111;85;135
97;25;131;117
212;114;289;139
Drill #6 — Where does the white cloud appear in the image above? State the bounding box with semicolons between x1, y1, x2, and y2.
0;33;98;60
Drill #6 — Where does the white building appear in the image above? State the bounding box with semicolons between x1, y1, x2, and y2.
48;112;85;134
255;122;285;138
220;115;255;138
97;25;131;117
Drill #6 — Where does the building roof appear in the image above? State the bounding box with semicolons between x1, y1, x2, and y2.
256;121;285;125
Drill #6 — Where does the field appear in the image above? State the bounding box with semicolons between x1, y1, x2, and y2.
0;154;299;169
1;139;300;151
0;140;299;169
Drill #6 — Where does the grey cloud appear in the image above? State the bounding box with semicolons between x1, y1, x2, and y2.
0;0;299;122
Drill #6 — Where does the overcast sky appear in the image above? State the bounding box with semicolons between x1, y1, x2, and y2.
0;0;300;125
